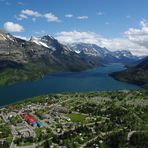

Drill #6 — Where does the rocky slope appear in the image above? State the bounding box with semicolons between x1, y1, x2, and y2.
0;31;98;85
111;56;148;88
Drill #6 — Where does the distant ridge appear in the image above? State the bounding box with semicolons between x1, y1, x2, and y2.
111;56;148;88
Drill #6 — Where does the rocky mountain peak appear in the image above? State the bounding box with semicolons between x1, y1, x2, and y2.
0;31;14;42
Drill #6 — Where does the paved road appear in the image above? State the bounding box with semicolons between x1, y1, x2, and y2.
10;136;16;148
127;131;136;141
1;113;8;122
10;125;16;148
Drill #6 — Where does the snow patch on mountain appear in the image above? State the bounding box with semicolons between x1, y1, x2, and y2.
68;43;140;63
30;36;58;51
30;37;48;47
0;34;7;41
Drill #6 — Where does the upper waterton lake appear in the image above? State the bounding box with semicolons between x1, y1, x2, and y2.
0;63;140;106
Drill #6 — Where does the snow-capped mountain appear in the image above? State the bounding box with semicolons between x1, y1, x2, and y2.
0;32;98;72
69;43;109;57
28;37;140;64
0;31;144;85
30;35;73;54
113;50;135;59
0;31;15;42
30;35;58;51
68;43;140;64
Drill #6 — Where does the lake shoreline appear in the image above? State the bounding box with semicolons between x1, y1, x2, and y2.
0;63;141;107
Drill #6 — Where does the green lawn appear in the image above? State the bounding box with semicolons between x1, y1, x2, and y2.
65;113;86;123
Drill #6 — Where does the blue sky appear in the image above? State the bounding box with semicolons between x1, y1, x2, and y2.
0;0;148;55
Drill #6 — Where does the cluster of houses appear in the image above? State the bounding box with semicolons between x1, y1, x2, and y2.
20;113;43;128
14;123;35;138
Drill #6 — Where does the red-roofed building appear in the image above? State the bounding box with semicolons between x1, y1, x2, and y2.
20;113;37;125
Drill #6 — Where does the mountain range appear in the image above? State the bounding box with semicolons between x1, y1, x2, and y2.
0;31;97;85
68;43;140;64
0;31;142;85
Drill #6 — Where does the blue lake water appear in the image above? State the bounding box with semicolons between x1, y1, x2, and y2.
0;63;140;106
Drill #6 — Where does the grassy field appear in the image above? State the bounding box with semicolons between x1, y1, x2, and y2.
65;113;86;123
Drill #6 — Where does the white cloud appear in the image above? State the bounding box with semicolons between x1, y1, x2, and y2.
44;13;59;22
16;14;28;20
55;20;148;56
16;9;59;22
55;31;101;45
140;19;148;27
4;22;24;32
19;14;28;19
76;16;88;20
55;29;148;56
100;38;148;56
21;9;41;17
65;14;73;18
124;19;148;49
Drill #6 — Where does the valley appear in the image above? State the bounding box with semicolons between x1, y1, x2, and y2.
0;0;148;148
0;31;140;86
0;31;98;86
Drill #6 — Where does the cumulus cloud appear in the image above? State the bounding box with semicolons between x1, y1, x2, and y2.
65;14;73;18
16;14;28;20
76;16;88;20
56;31;101;45
55;20;148;56
16;9;41;21
55;29;148;56
140;19;148;27
21;9;41;17
44;13;59;22
4;22;24;32
16;9;59;22
100;38;148;56
124;19;148;49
